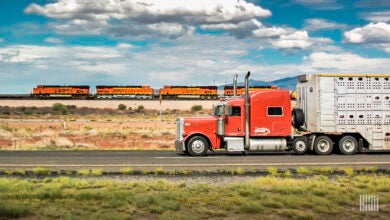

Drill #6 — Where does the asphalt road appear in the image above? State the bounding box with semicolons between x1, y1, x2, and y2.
0;150;389;171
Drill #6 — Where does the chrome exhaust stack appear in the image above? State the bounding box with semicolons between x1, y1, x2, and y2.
233;74;238;97
244;71;250;151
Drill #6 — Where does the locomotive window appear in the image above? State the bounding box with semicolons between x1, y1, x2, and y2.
267;107;283;116
231;106;241;116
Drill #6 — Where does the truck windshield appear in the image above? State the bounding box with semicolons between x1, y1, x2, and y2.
214;105;225;116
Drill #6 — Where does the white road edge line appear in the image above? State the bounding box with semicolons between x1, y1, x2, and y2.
0;161;389;167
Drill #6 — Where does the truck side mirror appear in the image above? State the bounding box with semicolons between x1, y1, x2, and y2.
226;106;233;116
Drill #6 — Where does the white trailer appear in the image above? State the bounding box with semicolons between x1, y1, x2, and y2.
295;73;390;154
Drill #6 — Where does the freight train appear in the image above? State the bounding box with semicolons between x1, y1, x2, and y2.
28;84;276;100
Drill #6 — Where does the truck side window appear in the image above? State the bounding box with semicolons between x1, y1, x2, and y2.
231;106;241;116
268;107;283;116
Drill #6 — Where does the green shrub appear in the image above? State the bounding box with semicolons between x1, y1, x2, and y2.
154;167;165;175
296;167;313;175
52;103;68;115
33;167;52;175
120;168;134;175
137;105;144;112
338;167;354;177
191;105;203;113
117;104;127;111
77;169;103;176
267;167;278;177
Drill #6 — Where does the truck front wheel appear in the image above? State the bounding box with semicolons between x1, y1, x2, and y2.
187;136;208;156
338;136;358;155
292;137;308;155
314;136;333;155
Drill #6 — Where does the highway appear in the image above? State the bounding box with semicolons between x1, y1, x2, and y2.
0;150;389;171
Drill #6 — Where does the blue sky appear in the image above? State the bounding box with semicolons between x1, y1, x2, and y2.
0;0;389;93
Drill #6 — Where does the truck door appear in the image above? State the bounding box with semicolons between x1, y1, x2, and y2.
225;106;244;136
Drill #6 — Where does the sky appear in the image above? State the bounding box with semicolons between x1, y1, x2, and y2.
0;0;389;94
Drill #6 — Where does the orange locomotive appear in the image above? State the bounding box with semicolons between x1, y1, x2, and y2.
95;85;154;99
223;85;278;96
32;85;90;99
160;85;218;99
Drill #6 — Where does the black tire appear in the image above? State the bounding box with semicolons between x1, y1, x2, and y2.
187;136;208;156
292;108;305;129
338;135;358;155
313;135;333;155
292;137;308;155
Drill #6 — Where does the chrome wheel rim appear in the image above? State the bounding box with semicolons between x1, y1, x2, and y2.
342;139;355;152
318;140;330;152
295;140;306;152
191;140;205;154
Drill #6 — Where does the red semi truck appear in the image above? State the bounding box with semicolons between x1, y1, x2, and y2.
175;72;390;156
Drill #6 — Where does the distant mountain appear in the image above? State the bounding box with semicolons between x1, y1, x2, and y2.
268;76;298;91
223;76;298;91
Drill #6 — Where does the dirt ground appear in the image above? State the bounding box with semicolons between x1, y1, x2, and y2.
0;119;178;150
0;100;217;150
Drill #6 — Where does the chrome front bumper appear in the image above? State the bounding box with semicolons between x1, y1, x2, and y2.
175;140;186;154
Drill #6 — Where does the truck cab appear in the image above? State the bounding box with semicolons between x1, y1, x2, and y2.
175;72;304;156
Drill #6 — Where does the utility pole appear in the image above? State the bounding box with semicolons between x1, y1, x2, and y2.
159;94;163;121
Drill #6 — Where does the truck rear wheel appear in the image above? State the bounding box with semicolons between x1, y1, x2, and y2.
292;137;308;155
187;136;208;156
314;136;333;155
338;136;358;155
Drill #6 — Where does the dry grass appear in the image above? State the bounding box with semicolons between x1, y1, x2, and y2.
0;174;388;219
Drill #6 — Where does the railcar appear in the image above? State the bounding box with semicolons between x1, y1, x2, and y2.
32;85;90;99
160;85;218;99
95;85;154;99
223;85;277;96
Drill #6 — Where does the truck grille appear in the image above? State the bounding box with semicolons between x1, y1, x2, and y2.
176;118;184;141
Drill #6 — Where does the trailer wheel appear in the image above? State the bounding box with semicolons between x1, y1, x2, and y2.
187;136;208;156
292;108;305;129
313;135;333;155
338;136;358;155
292;137;308;155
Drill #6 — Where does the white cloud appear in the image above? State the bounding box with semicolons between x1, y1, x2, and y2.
202;19;333;52
271;31;333;52
117;43;134;49
0;45;56;63
304;52;389;72
271;31;313;50
25;0;271;39
25;0;271;23
23;0;334;52
344;22;390;44
344;22;390;53
363;11;390;23
252;25;289;38
44;37;63;44
239;52;390;81
0;38;3;43
304;18;348;31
